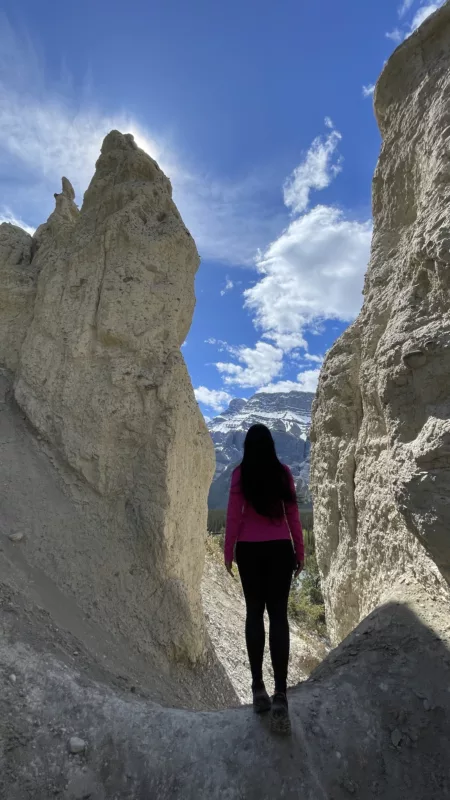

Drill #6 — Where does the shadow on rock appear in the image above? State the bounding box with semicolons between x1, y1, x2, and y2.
2;595;450;799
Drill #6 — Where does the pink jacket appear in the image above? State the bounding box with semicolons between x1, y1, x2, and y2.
224;464;304;564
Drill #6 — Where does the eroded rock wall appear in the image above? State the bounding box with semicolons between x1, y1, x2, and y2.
0;223;35;371
1;132;214;663
311;3;450;644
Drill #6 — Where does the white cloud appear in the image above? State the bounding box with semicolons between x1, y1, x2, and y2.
304;353;324;364
1;20;372;401
0;15;283;267
409;3;441;32
215;341;284;388
259;368;321;394
210;122;372;395
385;28;403;42
205;338;230;352
0;208;35;236
362;84;375;98
387;2;443;43
263;331;307;352
245;205;372;343
283;122;342;215
220;277;234;296
0;21;165;201
398;0;415;17
194;386;233;412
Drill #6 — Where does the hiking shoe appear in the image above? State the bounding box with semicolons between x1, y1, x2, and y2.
252;684;271;714
270;692;291;734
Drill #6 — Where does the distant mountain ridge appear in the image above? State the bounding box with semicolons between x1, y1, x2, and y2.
207;390;314;509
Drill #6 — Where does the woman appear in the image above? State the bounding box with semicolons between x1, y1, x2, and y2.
224;423;304;734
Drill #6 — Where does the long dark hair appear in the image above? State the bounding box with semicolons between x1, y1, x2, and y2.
240;424;296;518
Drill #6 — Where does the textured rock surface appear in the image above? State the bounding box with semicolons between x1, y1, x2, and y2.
311;3;450;643
1;132;215;664
0;370;235;711
0;223;35;371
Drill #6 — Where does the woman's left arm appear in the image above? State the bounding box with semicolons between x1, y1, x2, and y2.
224;469;243;566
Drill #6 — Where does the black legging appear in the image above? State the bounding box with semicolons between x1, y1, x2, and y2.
236;539;294;694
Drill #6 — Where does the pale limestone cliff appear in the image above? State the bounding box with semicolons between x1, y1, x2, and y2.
0;223;35;371
2;132;214;664
311;3;450;644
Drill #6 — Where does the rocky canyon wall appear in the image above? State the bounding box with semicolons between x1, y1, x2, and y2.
0;132;214;663
311;3;450;644
0;223;35;371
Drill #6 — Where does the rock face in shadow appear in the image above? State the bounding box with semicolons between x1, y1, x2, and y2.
1;132;214;664
0;223;35;371
2;575;450;799
310;3;450;643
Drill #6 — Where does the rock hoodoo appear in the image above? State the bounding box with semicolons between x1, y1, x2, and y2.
311;3;450;643
0;131;214;664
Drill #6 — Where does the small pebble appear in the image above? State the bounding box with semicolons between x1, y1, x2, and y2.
9;674;17;684
391;728;402;747
8;531;23;542
69;736;86;754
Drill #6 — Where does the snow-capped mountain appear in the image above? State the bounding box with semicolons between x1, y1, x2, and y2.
207;391;314;509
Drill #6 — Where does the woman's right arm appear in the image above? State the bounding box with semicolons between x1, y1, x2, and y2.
224;468;243;564
284;467;304;565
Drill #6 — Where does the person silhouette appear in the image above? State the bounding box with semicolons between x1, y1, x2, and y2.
224;424;304;734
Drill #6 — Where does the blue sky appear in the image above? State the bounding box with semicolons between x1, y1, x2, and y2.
0;0;444;418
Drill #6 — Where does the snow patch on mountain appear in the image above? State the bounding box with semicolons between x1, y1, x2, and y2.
207;390;314;508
